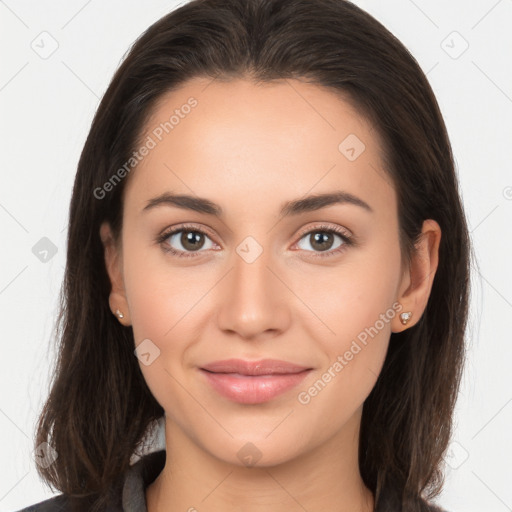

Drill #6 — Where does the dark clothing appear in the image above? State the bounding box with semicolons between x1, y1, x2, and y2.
14;450;165;512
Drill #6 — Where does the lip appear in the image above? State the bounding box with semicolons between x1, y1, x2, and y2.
200;359;313;404
201;358;311;375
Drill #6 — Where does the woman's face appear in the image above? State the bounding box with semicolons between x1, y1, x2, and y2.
103;77;412;467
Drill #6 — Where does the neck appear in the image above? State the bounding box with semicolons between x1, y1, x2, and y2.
146;410;374;512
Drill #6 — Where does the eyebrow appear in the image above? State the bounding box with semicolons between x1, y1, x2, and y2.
142;190;373;217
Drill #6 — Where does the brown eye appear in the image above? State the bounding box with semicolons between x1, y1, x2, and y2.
176;230;207;251
158;225;216;258
295;225;353;258
305;231;337;252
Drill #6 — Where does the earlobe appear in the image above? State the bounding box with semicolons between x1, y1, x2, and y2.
399;311;413;325
392;219;441;333
100;221;131;325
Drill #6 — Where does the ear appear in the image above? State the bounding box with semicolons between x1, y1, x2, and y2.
392;219;441;333
100;221;131;326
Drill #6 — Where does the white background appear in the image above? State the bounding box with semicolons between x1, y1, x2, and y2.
1;1;511;511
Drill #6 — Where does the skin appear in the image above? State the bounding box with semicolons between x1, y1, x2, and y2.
100;77;441;512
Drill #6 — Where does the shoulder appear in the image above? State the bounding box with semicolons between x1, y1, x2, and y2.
13;449;166;512
13;492;120;512
13;494;69;512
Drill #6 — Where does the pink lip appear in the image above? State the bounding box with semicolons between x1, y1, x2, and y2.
200;359;312;404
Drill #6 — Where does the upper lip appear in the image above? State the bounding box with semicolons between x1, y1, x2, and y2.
200;358;312;376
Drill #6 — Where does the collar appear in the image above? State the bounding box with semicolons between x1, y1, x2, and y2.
121;449;166;512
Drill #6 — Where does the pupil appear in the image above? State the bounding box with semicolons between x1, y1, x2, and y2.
312;232;332;251
182;231;203;250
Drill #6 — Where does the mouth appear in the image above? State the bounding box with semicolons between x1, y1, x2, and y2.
199;359;313;404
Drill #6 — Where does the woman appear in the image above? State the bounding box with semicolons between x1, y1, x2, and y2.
17;0;470;511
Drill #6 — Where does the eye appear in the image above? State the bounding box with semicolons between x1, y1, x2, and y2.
157;224;217;258
156;223;354;259
294;224;353;258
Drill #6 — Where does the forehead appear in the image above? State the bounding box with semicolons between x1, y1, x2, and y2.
124;76;394;218
141;76;376;150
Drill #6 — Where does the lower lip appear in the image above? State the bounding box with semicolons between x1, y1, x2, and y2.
200;369;312;404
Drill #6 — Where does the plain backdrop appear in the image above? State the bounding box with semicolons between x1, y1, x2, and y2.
1;1;511;511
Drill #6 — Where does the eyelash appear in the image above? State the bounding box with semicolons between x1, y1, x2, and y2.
156;223;354;259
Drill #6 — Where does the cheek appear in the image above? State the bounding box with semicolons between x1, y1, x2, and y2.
122;236;202;342
289;282;399;452
121;241;213;403
295;240;401;344
293;239;401;402
121;246;196;411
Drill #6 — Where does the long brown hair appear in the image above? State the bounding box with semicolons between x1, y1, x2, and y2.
34;1;471;510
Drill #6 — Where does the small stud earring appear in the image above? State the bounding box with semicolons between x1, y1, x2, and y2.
400;311;412;325
115;309;124;319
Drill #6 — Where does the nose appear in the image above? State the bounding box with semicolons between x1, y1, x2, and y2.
215;242;291;341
